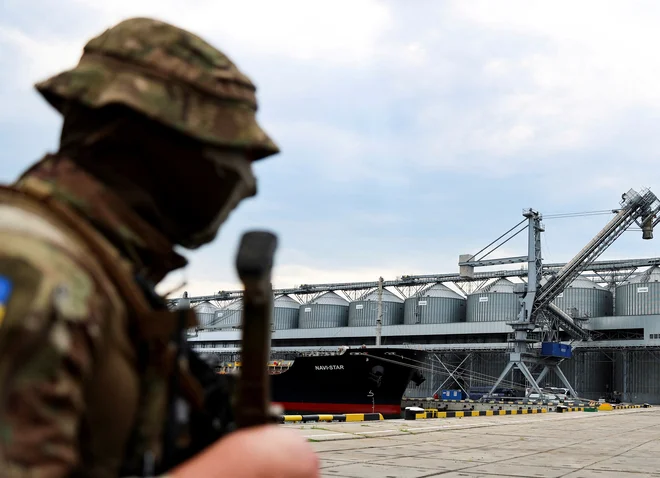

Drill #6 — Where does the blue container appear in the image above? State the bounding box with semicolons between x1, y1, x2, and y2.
441;389;463;401
541;342;559;357
541;342;573;358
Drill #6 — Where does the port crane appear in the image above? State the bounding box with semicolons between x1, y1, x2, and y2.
459;188;660;398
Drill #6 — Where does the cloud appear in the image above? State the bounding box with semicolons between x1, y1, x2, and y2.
69;0;393;63
269;120;411;185
157;262;414;298
274;263;404;288
7;0;659;181
443;0;660;154
335;1;659;186
0;26;81;83
0;0;394;121
0;25;82;123
4;0;660;298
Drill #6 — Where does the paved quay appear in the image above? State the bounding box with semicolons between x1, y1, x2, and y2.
285;408;660;477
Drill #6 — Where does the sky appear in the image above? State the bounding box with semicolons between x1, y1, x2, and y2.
1;0;659;299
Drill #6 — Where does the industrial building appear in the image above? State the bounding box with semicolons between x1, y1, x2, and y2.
179;189;660;405
184;258;660;405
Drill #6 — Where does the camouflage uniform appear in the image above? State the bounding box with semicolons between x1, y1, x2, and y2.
0;18;278;477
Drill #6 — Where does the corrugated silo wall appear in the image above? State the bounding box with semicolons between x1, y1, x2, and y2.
613;350;660;404
403;298;465;324
541;351;613;400
214;310;242;328
465;353;513;388
615;282;660;315
348;301;403;327
404;349;660;403
298;305;348;328
403;353;461;398
273;307;299;329
553;288;613;317
466;294;519;322
533;349;660;404
195;312;215;328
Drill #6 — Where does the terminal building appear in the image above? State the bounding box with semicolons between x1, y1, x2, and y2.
181;191;660;405
184;260;660;405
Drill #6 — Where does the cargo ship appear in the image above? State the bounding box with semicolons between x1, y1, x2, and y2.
216;346;427;418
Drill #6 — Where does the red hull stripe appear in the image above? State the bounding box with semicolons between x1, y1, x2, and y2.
274;401;401;415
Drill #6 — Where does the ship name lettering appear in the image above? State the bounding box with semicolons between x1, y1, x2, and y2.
315;365;345;371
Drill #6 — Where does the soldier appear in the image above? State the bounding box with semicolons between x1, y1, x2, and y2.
0;17;319;478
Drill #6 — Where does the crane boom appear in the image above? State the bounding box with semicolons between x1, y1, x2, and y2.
533;189;659;323
471;188;660;400
544;303;590;340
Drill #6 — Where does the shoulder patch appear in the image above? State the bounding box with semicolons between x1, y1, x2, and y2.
0;275;13;327
0;257;43;334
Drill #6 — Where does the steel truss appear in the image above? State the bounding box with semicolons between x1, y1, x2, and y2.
169;256;660;307
456;189;660;400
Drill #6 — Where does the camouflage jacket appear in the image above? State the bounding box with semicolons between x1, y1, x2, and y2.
0;171;199;477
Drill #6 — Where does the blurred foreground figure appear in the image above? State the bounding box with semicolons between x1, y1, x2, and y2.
0;17;318;478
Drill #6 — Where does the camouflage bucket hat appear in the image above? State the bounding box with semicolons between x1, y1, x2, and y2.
35;17;279;160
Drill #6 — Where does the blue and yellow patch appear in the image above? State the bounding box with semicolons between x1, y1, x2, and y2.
0;275;13;327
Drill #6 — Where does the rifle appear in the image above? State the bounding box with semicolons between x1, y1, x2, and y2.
131;277;237;476
234;230;280;428
155;231;279;474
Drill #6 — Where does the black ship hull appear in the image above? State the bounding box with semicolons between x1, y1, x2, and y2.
269;347;426;418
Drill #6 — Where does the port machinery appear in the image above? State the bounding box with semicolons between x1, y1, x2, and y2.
170;188;660;399
169;256;660;308
458;188;660;399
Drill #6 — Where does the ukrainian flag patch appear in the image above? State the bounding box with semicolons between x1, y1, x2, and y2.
0;275;13;327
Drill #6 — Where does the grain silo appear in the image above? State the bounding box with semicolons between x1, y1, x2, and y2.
214;299;243;329
403;284;466;324
615;266;660;316
299;291;349;329
466;278;519;322
348;289;404;327
273;295;300;329
193;301;219;328
552;276;613;318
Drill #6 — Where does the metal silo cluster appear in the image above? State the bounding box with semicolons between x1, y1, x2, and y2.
273;295;300;329
198;268;660;331
403;284;466;324
552;277;613;318
348;289;404;326
214;299;243;329
615;266;660;316
193;301;219;328
298;291;349;328
203;295;303;330
466;278;519;322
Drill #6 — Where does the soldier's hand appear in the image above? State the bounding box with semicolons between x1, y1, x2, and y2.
169;424;320;478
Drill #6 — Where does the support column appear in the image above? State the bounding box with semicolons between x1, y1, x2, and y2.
433;353;471;397
488;361;514;396
376;276;383;346
623;350;629;402
536;366;550;385
553;365;578;398
518;362;543;395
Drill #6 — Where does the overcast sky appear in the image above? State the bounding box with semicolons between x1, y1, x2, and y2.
2;0;659;298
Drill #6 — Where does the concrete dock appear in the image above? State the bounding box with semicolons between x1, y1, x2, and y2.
286;408;660;477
